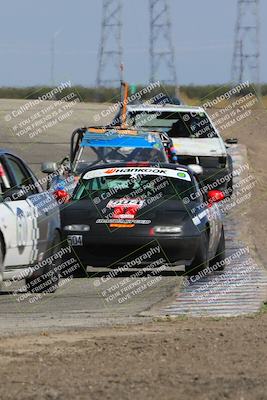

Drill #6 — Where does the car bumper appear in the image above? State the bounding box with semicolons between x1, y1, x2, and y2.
63;233;201;268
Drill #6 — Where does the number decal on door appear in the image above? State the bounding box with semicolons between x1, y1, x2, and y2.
16;207;28;248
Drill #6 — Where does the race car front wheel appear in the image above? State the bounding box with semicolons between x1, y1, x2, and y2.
0;238;4;291
209;227;225;271
26;231;61;293
186;232;209;276
71;263;88;278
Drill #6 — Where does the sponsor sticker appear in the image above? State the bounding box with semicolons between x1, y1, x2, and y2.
107;198;144;220
96;219;151;225
83;167;191;181
109;223;135;229
107;198;144;208
104;168;167;175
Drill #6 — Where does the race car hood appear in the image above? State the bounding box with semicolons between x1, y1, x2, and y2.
172;138;226;157
61;197;197;237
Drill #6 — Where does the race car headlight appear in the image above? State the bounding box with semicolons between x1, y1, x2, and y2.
63;224;90;232
154;226;182;234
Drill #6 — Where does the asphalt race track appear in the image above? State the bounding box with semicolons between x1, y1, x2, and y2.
158;145;267;317
0;99;266;334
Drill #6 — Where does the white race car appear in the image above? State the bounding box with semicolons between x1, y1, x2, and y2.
113;104;234;195
0;150;62;293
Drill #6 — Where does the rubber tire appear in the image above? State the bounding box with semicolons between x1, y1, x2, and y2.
0;239;4;292
186;231;209;276
209;228;226;271
60;245;87;278
226;177;233;197
26;231;61;293
72;263;88;278
226;155;234;197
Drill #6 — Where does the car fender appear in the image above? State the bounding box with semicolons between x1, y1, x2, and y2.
0;203;16;264
0;201;38;268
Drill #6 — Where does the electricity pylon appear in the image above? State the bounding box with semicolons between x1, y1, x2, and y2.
232;0;260;87
149;0;178;91
96;0;123;87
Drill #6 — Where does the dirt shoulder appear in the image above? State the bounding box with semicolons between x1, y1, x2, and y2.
0;311;267;400
221;108;267;266
0;104;266;400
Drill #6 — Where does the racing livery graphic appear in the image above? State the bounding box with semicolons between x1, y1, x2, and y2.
107;198;145;220
16;207;28;249
61;163;226;276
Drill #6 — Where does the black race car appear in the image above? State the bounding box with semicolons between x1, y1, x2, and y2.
61;163;226;276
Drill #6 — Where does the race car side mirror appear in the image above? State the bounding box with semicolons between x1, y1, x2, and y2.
41;162;58;174
208;190;225;204
225;138;238;145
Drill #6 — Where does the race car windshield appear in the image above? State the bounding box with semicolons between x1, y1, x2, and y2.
73;174;193;202
74;146;167;174
127;111;218;139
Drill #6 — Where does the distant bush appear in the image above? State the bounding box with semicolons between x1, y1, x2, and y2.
0;84;265;103
0;86;120;103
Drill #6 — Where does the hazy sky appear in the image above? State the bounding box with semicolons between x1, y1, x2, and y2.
0;0;266;87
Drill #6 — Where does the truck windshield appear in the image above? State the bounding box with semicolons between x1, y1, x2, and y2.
127;111;218;139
